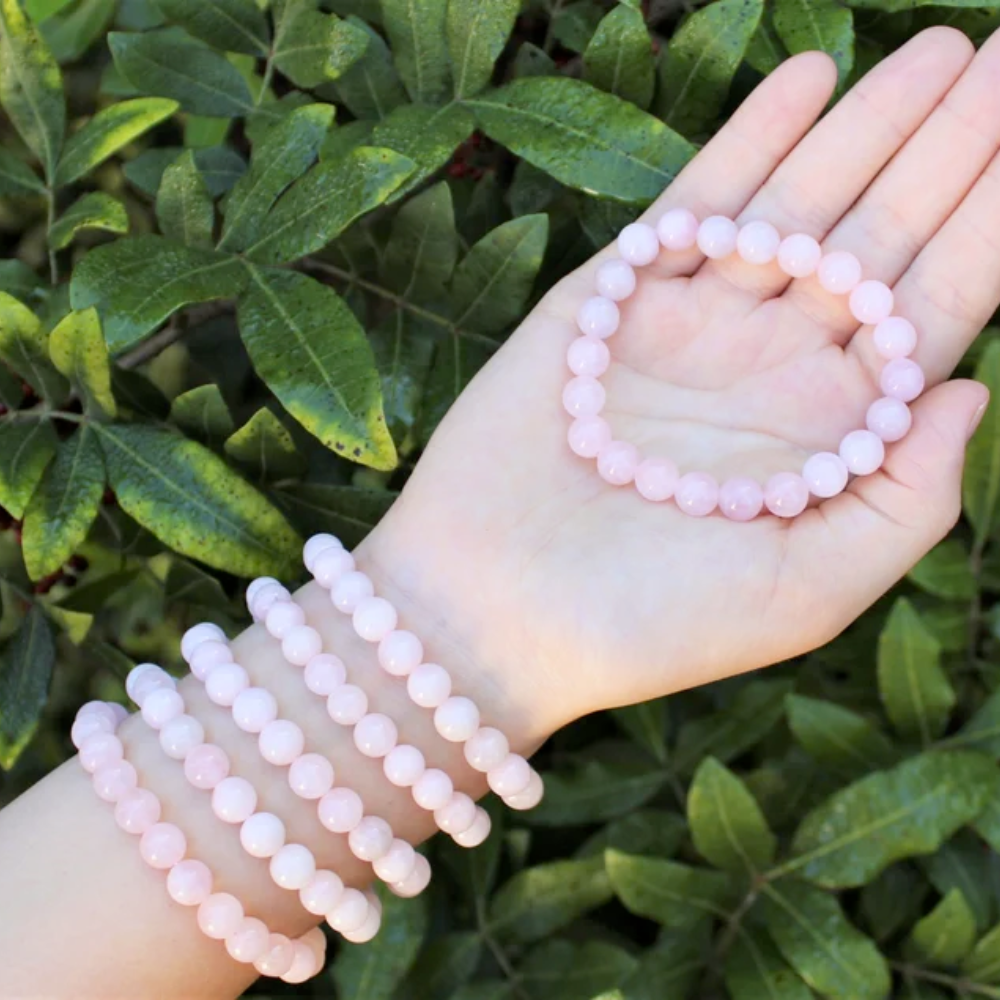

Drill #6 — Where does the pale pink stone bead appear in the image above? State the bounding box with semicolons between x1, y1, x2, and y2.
318;787;365;833
562;375;606;418
139;822;186;869
802;452;849;498
595;258;636;301
327;684;368;726
372;839;417;884
255;934;295;978
378;631;423;677
184;743;230;790
412;769;454;811
288;753;335;799
282;626;323;666
506;771;545;811
343;904;381;944
72;712;113;749
281;941;319;984
79;731;123;773
465;727;509;772
93;761;138;802
390;854;431;899
259;719;305;766
849;280;894;325
657;208;699;251
250;582;290;622
764;472;810;518
240;811;286;858
302;925;328;967
867;396;912;442
159;714;205;760
567;336;611;377
205;662;249;707
435;792;477;835
300;870;344;916
576;295;620;339
141;687;184;730
270;843;316;890
232;688;278;734
114;788;161;835
384;744;426;787
331;571;375;613
181;622;225;662
617;222;659;265
129;665;175;707
635;457;679;501
198;893;244;940
597;440;639;486
304;653;347;695
873;316;917;360
303;533;342;572
718;477;764;522
839;429;885;476
266;600;305;640
817;250;862;294
568;415;612;459
674;472;719;517
226;917;269;964
189;640;233;682
697;216;738;259
777;233;822;278
167;859;212;906
78;700;118;727
434;696;480;742
487;754;532;797
353;596;398;642
313;546;356;588
327;888;369;933
246;577;280;609
349;816;393;862
736;220;781;265
212;776;258;824
407;663;451;708
453;808;492;848
354;713;398;757
108;702;129;725
880;357;925;402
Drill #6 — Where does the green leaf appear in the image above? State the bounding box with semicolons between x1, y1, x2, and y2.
947;686;1000;757
877;597;954;743
109;28;254;117
0;364;23;409
611;698;668;763
331;17;407;119
272;483;396;548
0;148;44;195
746;8;788;75
0;291;69;401
508;160;563;217
785;750;1000;888
156;150;214;247
963;922;1000;984
126;144;246;199
583;3;655;110
22;426;104;580
725;928;812;1000
0;418;57;518
466;77;696;206
319;118;374;162
272;0;369;89
519;940;637;1000
907;889;978;966
41;0;115;64
860;865;929;944
965;341;1000;543
403;933;482;1000
156;0;269;56
218;102;334;253
550;0;604;53
577;808;686;861
48;191;128;250
381;0;449;104
922;831;996;934
512;41;556;79
381;181;457;301
164;556;229;609
785;694;897;775
48;307;116;418
973;788;1000;853
0;607;55;769
94;422;300;577
418;325;492;444
908;538;977;600
447;0;518;99
25;0;73;20
168;384;233;449
224;408;305;480
773;0;854;84
0;0;65;181
687;756;776;873
488;855;613;945
237;266;396;470
448;214;548;338
70;235;248;352
617;926;709;1000
760;881;890;1000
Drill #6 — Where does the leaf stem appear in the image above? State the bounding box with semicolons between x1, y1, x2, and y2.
45;188;58;285
474;894;529;1000
890;961;1000;999
256;52;276;108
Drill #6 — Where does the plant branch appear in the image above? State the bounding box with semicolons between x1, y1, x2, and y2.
45;188;58;285
891;962;1000;999
114;303;232;371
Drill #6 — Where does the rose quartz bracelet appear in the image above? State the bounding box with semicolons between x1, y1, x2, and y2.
125;662;386;937
565;211;924;520
71;700;326;981
179;628;430;898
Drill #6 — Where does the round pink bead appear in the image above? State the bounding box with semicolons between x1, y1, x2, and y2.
867;396;912;443
849;280;894;325
657;208;699;251
506;771;545;811
212;776;257;824
354;713;398;758
240;811;286;858
384;744;426;787
718;477;764;522
465;727;509;772
576;295;620;339
567;336;611;378
181;622;225;662
453;808;492;848
300;870;344;916
331;571;375;613
839;429;885;476
562;375;606;418
250;582;290;622
617;222;659;266
634;457;678;502
205;662;249;707
141;687;184;730
281;940;319;984
736;220;780;265
189;640;233;682
568;416;612;459
313;546;355;588
817;251;862;294
226;916;269;964
302;925;328;966
304;653;347;695
412;769;453;811
78;700;118;727
595;258;636;301
232;688;278;734
184;743;230;790
318;787;365;833
674;472;719;517
777;233;822;278
108;703;129;725
79;731;123;773
349;816;393;862
353;596;398;643
246;576;280;606
697;216;738;259
390;854;431;899
266;600;305;640
129;665;175;707
72;712;113;749
487;754;532;797
139;822;186;869
167;859;213;906
159;714;205;760
288;753;335;799
93;761;138;802
764;472;810;518
114;788;161;834
407;663;451;708
259;719;305;766
198;893;244;940
378;631;423;677
270;843;316;890
255;934;296;978
803;452;849;498
282;625;323;667
327;684;368;726
434;696;480;742
373;840;417;883
303;533;342;571
873;317;917;360
327;888;369;933
435;792;477;835
343;904;381;944
880;358;925;402
597;440;639;486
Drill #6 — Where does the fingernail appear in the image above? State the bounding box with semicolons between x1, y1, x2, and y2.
968;395;990;440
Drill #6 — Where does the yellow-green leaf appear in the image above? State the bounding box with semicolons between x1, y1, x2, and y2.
907;889;978;967
0;291;69;400
224;408;305;480
168;384;233;449
48;191;128;250
963;921;1000;984
272;0;369;89
48;307;116;418
0;417;57;518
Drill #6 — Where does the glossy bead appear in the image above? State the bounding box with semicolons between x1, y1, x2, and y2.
867;396;912;442
372;840;417;884
205;662;249;708
327;684;368;726
72;712;113;749
506;771;545;811
453;808;492;848
283;626;323;667
412;769;453;811
657;208;699;251
250;582;290;622
568;415;612;459
79;731;123;773
567;336;611;377
817;250;862;294
255;935;295;978
873;316;917;360
327;888;369;933
407;663;451;708
302;926;328;967
270;844;316;890
189;640;233;682
240;811;286;858
802;452;849;498
562;375;606;418
764;472;810;518
303;533;342;572
595;258;636;301
777;233;822;278
167;859;212;906
349;816;393;862
434;696;480;742
434;792;477;835
107;703;129;725
93;761;138;802
576;295;619;339
635;457;678;501
128;665;175;708
353;596;398;643
288;753;335;799
281;941;319;984
697;216;738;259
384;744;426;787
159;714;205;760
232;688;278;734
718;477;764;522
464;727;509;772
78;700;118;727
880;358;925;402
342;904;381;944
736;220;780;265
378;631;423;677
331;571;375;613
139;822;186;869
313;546;356;589
300;871;344;916
226;917;269;964
849;280;894;325
597;440;640;486
114;788;161;834
266;600;305;640
184;743;230;790
839;429;885;476
354;713;398;757
141;687;184;730
259;720;305;766
318;787;364;833
674;472;719;517
246;577;280;607
390;854;431;899
304;653;347;695
181;623;225;662
198;893;243;940
487;754;532;797
212;776;257;824
617;222;659;266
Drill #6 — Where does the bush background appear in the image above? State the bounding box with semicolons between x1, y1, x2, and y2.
3;0;1000;997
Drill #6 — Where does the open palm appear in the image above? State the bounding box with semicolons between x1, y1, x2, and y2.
368;27;1000;727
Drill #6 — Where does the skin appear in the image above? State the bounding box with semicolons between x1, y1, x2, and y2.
2;26;1000;997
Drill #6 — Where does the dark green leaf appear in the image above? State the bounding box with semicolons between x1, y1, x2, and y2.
519;940;637;1000
381;0;449;104
0;147;44;195
48;191;128;250
617;925;709;1000
0;262;43;309
0;607;55;769
0;418;57;518
508;161;563;217
860;865;929;944
224;408;305;480
447;0;518;99
948;686;1000;758
331;17;407;119
381;181;457;301
550;0;604;53
402;933;483;1000
319;118;375;162
0;292;68;401
611;698;667;763
922;831;996;933
156;0;269;56
111;366;170;419
156;150;214;247
908;538;976;599
725;928;812;1000
512;41;556;79
579;195;636;249
0;364;24;409
974;788;1000;853
168;384;233;449
745;8;788;75
577;808;686;861
164;556;229;609
584;3;655;109
785;694;897;775
773;0;854;84
965;341;1000;543
963;921;1000;984
418;332;493;445
272;483;395;548
48;307;116;418
40;0;115;64
273;0;369;89
907;889;978;966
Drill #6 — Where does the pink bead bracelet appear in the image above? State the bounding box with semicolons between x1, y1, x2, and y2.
72;700;327;981
566;210;924;520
